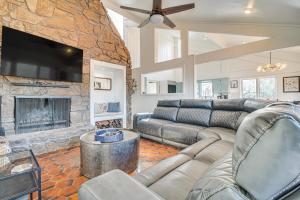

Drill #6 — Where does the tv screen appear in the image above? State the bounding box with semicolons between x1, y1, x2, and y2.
1;26;83;83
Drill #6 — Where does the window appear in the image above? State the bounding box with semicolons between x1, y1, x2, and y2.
241;77;276;100
107;9;124;38
197;78;229;99
242;79;257;98
201;81;213;98
259;77;276;99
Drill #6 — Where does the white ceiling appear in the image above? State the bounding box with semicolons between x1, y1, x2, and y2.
112;0;300;25
189;31;268;48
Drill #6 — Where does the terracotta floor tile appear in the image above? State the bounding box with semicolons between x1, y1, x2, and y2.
31;138;179;199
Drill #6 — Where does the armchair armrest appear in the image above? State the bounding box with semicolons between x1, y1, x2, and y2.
79;169;164;200
133;113;153;130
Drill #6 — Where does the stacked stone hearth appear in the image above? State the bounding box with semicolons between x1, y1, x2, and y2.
0;0;132;155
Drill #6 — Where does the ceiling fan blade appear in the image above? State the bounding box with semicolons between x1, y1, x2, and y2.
153;0;162;10
138;17;151;28
120;6;151;14
163;16;176;28
162;3;195;15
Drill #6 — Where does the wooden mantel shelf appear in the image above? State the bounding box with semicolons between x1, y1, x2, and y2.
11;82;70;88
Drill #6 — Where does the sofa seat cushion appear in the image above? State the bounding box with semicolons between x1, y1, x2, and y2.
199;127;236;143
176;108;211;127
134;154;191;187
149;160;210;200
137;118;174;138
186;153;249;200
194;140;233;164
162;123;204;145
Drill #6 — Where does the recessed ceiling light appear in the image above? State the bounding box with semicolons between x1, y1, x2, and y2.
244;8;253;14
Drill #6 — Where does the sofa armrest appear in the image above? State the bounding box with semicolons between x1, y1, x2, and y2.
79;169;164;200
133;113;153;130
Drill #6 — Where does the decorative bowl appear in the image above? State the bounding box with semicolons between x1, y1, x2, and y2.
95;128;124;143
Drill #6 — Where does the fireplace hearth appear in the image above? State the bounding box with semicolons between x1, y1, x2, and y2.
15;97;71;134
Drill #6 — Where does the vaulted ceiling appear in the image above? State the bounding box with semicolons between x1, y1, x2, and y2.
109;0;300;25
102;0;300;64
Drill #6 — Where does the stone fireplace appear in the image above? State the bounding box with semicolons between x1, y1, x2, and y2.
0;0;132;155
1;79;94;155
15;97;71;134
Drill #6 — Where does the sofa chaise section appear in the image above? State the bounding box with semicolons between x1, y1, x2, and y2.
133;138;234;200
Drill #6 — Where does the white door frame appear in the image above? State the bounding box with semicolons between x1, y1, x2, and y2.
90;59;127;128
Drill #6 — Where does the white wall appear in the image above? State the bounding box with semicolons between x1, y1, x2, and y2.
155;29;181;63
196;49;300;101
124;27;140;68
142;68;183;82
93;68;124;109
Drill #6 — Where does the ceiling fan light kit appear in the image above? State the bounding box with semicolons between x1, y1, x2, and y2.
150;14;164;24
120;0;195;28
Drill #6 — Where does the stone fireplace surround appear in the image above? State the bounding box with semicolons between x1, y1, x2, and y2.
0;0;132;155
1;76;94;155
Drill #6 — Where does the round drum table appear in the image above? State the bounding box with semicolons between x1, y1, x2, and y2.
80;130;140;178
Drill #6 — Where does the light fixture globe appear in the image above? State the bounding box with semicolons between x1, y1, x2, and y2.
150;14;164;24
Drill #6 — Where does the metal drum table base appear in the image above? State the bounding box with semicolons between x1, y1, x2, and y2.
80;130;140;178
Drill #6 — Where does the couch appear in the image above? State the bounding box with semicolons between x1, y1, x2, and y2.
133;99;272;148
79;101;300;200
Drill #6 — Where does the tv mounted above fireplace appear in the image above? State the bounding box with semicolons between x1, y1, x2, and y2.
0;26;83;83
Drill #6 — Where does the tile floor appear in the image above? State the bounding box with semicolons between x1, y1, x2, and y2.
34;138;179;200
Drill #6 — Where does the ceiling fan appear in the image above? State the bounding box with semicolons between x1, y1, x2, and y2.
120;0;195;28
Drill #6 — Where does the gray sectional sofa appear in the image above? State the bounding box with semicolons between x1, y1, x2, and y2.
79;100;300;200
133;99;271;148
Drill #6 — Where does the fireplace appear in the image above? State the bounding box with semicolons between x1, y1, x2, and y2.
15;97;71;134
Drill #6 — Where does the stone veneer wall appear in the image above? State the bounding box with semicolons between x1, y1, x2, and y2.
0;0;132;154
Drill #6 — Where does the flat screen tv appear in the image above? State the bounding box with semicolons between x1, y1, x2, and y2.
1;26;83;83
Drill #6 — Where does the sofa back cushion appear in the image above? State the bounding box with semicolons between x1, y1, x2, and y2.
212;99;245;111
157;100;180;107
152;107;179;121
210;111;242;130
180;99;212;109
176;100;212;126
232;103;300;200
243;99;274;112
152;100;180;122
177;109;211;126
209;99;246;130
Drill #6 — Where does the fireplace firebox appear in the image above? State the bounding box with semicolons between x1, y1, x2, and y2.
15;97;71;134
